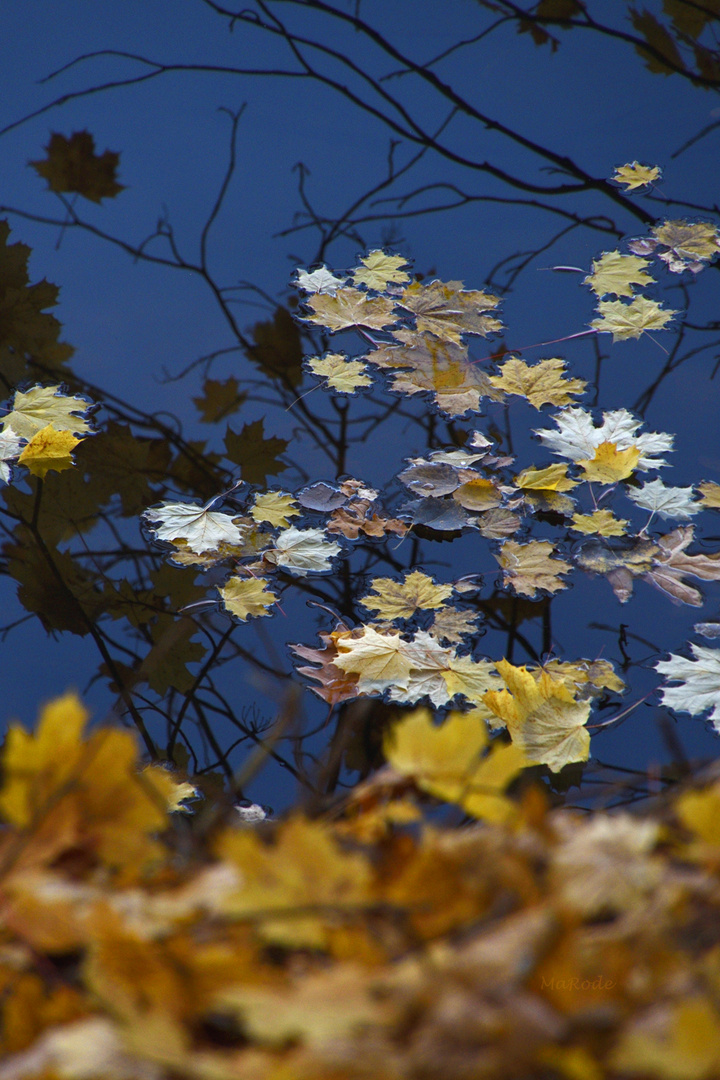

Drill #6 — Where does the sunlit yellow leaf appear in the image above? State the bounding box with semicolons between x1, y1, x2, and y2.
698;481;720;509
3;385;93;439
307;352;373;393
397;279;502;344
584;251;654;297
496;540;572;598
303;288;398;332
570;509;628;536
220;576;278;621
452;477;504;510
483;660;591;772
612;161;661;191
18;425;81;479
577;441;640;484
250;490;301;528
514;463;578;492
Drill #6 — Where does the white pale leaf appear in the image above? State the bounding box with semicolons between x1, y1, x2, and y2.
627;479;700;520
536;407;673;470
295;266;346;295
0;429;24;483
271;526;341;576
144;501;246;553
656;643;720;730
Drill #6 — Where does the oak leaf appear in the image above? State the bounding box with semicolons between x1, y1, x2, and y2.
489;356;586;408
496;540;571;598
360;571;453;621
220;576;278;621
483;660;591;772
31;130;125;202
17;425;81;479
590;296;678;341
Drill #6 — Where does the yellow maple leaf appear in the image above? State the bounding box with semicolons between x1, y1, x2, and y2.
514;463;578;492
584;250;654;297
652;219;720;271
570;508;628;536
489;356;586;408
496;540;572;598
17;425;81;479
612;161;661;191
302;288;398;332
483;660;591;772
250;490;301;528
451;477;503;510
332;626;417;693
3;385;93;439
359;571;453;621
577;441;640;484
219;576;278;620
590;296;678;341
351;250;410;290
307;352;372;393
383;708;526;823
540;658;626;696
397;279;503;344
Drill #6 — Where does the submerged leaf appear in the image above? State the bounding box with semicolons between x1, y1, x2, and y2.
496;540;571;598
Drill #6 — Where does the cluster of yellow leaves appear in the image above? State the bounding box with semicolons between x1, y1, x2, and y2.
5;690;720;1079
1;384;93;481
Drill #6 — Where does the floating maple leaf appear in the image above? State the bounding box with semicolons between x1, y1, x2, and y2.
266;526;341;576
396;279;502;344
590;296;678;341
651;219;720;273
332;626;417;694
584;251;654;297
612;161;661;191
514;463;578;492
359;571;453;621
17;425;81;479
698;481;720;508
30;130;125;202
577;442;640;484
644;526;720;606
250;490;301;528
306;352;372;393
302;288;398;332
483;660;592;772
656;643;720;731
496;540;571;599
295;265;346;295
220;576;278;621
144;499;247;554
351;250;410;290
3;385;93;439
535;407;673;470
0;429;23;483
489;357;586;408
627;479;700;521
570;509;628;536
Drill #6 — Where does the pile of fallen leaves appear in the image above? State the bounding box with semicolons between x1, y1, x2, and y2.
2;693;720;1079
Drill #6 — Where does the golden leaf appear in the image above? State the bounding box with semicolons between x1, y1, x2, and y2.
483;660;591;772
250;490;301;528
496;540;571;598
332;626;417;693
219;576;278;621
584;251;654;297
489;356;586;408
17;425;81;479
590;296;677;341
570;509;628;536
652;219;720;272
452;477;504;510
612;161;662;191
611;997;720;1080
303;288;398;331
359;571;453;621
307;352;373;393
351;250;410;290
397;279;502;344
3;385;93;439
698;481;720;508
577;441;640;484
514;463;578;492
